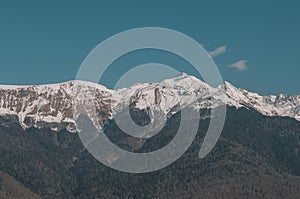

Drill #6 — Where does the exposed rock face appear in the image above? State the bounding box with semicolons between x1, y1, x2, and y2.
0;81;113;132
0;73;300;132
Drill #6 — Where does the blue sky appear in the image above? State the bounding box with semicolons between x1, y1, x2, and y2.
0;0;299;95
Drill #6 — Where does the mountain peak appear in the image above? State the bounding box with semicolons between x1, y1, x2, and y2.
176;72;189;77
0;74;300;132
224;81;237;89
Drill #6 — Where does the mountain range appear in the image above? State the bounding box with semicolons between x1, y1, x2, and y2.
0;73;299;132
1;73;300;198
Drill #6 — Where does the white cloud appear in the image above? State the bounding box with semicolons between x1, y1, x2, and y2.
209;46;226;57
228;60;248;71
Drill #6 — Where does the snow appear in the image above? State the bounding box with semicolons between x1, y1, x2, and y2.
0;74;300;133
0;108;16;115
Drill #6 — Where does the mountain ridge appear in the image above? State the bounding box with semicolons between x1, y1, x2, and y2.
0;73;299;132
1;74;300;198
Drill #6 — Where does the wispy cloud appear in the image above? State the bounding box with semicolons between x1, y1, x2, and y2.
228;60;248;71
209;46;226;57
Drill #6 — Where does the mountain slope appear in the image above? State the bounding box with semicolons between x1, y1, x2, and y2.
0;73;300;132
0;74;300;198
0;171;41;199
1;107;300;198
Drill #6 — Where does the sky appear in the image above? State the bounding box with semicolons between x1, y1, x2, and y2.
0;0;299;95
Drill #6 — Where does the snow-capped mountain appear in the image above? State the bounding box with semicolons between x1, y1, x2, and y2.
0;73;299;132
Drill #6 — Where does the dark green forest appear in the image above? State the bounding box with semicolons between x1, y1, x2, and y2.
1;107;300;198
